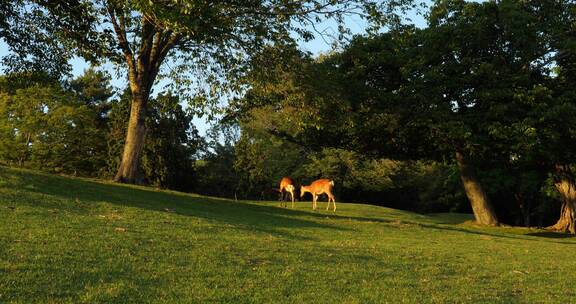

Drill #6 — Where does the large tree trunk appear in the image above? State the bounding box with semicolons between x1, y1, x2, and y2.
455;148;499;226
114;92;148;183
548;165;576;233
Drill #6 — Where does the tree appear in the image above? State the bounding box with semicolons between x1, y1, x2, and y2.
466;0;576;232
3;0;411;184
67;68;115;173
543;1;576;233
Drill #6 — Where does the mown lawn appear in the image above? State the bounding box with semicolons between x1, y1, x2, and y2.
0;166;574;303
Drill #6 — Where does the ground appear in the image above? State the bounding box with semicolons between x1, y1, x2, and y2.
0;166;574;303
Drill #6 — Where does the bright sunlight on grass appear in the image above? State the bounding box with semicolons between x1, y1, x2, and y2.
1;166;574;303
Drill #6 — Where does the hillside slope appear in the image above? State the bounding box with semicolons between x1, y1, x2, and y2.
0;166;574;303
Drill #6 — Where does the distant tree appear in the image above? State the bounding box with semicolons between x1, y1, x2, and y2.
0;83;104;175
67;68;115;173
68;68;114;120
234;109;306;199
193;123;241;198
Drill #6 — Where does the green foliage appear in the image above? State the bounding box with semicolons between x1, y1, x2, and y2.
302;148;398;191
192;124;241;198
231;122;315;199
2;0;415;114
0;68;202;189
1;0;418;183
0;0;96;78
393;161;466;213
0;82;106;175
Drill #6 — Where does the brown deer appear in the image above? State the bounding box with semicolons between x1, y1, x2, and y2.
279;177;296;208
300;179;336;211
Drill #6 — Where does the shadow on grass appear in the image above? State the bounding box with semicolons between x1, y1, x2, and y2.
425;213;475;225
288;206;576;245
525;231;574;239
0;167;348;241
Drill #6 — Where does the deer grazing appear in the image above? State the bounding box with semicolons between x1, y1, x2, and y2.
279;177;296;208
300;179;336;211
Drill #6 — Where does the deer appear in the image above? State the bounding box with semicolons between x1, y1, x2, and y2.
279;177;296;208
300;179;336;211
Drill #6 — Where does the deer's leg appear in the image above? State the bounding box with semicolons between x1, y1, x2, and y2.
329;194;334;211
313;194;317;210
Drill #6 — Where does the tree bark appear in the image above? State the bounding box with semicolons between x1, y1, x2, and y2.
548;165;576;233
455;148;499;226
114;92;148;183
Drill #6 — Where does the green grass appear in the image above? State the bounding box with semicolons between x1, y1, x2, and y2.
0;166;575;303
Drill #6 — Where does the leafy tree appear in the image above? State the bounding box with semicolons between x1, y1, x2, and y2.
67;68;115;172
2;0;412;184
515;36;576;232
233;108;306;199
68;68;114;119
540;1;576;232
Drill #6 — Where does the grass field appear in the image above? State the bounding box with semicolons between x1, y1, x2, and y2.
1;166;575;303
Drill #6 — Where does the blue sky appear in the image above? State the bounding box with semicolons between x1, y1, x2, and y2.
0;9;427;136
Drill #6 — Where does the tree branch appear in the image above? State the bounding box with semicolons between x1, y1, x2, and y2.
138;17;155;69
106;3;137;89
154;33;181;70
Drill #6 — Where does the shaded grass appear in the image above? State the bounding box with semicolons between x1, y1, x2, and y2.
0;166;575;303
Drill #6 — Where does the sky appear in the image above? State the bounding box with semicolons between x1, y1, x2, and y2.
0;7;427;136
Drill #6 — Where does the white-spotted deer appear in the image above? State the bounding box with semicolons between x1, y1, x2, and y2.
300;179;336;211
279;177;296;208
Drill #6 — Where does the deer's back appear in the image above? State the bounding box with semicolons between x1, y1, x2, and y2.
309;179;333;194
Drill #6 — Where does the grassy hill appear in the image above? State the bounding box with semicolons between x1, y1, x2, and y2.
0;166;575;303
